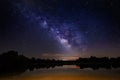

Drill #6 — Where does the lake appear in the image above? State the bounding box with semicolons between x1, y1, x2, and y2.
0;65;120;80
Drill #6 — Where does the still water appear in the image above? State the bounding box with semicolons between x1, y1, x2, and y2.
0;65;120;80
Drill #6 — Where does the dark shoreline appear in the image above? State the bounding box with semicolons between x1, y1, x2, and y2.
0;51;120;75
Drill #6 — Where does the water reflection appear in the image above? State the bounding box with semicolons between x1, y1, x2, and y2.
0;64;120;76
0;65;120;80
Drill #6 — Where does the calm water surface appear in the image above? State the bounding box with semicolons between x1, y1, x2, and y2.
0;65;120;80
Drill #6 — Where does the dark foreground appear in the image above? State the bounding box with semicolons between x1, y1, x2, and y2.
0;51;120;75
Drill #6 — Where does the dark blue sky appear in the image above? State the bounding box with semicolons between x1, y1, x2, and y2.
0;0;120;58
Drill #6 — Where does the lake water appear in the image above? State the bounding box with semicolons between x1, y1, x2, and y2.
0;65;120;80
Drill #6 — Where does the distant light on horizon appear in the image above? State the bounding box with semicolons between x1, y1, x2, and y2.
61;56;79;61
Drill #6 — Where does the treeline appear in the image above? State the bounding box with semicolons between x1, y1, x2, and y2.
0;50;120;74
0;51;29;74
0;50;65;73
76;56;120;70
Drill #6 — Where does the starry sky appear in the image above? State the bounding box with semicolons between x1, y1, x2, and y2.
0;0;120;59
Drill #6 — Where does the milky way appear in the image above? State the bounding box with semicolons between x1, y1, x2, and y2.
11;1;87;54
0;0;120;58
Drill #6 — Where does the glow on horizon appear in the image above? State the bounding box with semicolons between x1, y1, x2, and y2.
60;56;79;61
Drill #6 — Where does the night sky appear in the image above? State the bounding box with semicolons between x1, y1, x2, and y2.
0;0;120;59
